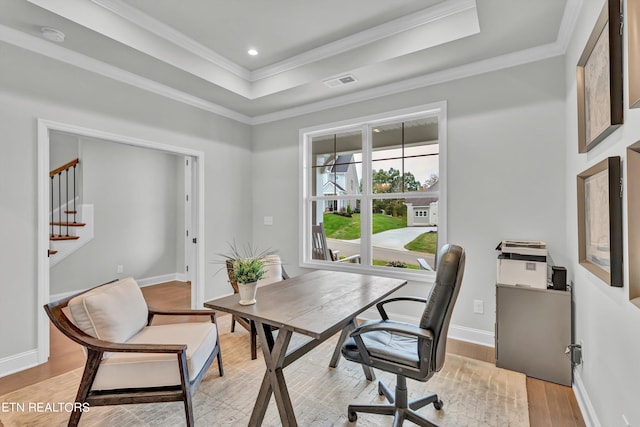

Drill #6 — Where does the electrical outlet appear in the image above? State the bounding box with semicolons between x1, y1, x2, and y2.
473;299;484;314
263;216;273;226
117;265;124;274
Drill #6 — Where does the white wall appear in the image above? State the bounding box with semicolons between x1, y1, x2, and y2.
0;42;252;368
565;1;640;426
50;138;184;294
251;56;567;339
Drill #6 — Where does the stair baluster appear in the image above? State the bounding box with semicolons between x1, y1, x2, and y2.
65;168;69;237
73;164;77;224
49;158;82;247
58;172;62;237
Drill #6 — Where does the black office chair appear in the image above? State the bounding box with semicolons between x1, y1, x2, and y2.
341;244;465;426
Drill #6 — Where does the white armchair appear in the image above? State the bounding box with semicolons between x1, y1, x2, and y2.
44;277;223;427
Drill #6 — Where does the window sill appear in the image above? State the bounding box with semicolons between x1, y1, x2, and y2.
300;260;436;283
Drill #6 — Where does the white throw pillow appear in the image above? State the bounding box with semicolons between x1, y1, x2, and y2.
68;277;148;343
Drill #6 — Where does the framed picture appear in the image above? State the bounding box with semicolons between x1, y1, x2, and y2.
626;144;640;305
577;156;622;287
576;0;623;153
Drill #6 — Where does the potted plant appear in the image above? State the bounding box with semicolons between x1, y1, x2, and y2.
220;243;273;305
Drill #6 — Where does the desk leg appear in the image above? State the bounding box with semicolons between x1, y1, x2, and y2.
329;318;375;381
249;321;296;427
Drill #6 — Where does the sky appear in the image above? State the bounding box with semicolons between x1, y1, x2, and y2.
353;145;439;186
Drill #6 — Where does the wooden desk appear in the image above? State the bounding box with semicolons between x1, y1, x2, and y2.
204;269;406;427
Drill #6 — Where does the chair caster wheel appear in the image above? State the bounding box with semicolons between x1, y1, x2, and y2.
433;399;444;410
348;411;358;422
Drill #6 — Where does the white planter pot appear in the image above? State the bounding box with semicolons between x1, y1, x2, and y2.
238;281;258;305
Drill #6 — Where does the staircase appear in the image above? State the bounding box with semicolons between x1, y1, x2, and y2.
49;158;94;266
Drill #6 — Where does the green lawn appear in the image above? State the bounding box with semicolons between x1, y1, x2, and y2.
323;213;406;240
404;231;438;254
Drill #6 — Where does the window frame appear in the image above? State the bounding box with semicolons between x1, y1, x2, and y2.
299;101;447;282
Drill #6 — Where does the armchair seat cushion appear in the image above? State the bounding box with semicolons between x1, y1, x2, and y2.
92;322;218;390
343;325;420;369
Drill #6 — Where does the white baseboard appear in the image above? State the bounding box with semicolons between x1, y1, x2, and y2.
136;273;187;287
49;288;82;302
358;311;495;348
573;369;600;427
50;272;187;302
448;324;495;347
0;349;39;378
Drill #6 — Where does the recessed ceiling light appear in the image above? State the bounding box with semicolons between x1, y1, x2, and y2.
247;49;258;56
41;27;66;43
373;128;381;133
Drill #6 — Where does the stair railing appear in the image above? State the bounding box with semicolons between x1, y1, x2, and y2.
49;158;79;239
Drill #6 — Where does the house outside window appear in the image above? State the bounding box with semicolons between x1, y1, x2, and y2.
300;102;447;281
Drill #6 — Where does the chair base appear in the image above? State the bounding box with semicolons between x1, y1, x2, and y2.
347;376;442;427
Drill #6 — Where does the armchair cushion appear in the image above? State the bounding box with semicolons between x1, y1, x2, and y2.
68;277;148;343
342;320;420;368
92;321;218;390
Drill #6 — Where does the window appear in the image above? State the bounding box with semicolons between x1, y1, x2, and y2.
300;102;446;280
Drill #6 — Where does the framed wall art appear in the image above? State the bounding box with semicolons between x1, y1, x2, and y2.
577;156;622;287
626;144;640;306
576;0;623;153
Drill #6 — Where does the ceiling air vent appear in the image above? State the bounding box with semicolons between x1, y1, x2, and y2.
323;74;358;88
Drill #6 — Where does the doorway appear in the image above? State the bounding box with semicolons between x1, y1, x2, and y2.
37;119;205;363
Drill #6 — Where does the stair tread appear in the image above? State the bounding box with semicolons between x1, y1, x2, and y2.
50;222;86;227
48;250;58;255
64;210;77;214
50;235;80;241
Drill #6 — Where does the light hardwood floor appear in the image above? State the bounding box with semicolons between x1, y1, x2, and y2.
0;281;585;426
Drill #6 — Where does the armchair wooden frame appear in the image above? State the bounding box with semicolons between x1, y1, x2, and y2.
44;285;224;427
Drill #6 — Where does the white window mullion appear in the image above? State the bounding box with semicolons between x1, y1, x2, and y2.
437;102;448;249
361;124;373;267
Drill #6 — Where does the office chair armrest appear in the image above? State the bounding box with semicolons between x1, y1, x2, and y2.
351;319;434;341
376;297;429;320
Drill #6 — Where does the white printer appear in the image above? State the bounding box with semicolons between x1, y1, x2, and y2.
496;240;547;288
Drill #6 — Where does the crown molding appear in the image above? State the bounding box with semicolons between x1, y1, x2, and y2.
557;0;583;52
251;0;477;81
0;24;252;124
2;0;581;126
92;0;477;83
249;41;565;125
91;0;252;80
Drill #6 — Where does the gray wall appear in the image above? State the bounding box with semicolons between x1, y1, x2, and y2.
49;132;79;172
0;42;252;362
565;0;640;425
50;131;82;210
251;56;567;336
50;138;184;294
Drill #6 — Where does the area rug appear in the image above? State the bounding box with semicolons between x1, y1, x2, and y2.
0;316;529;426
